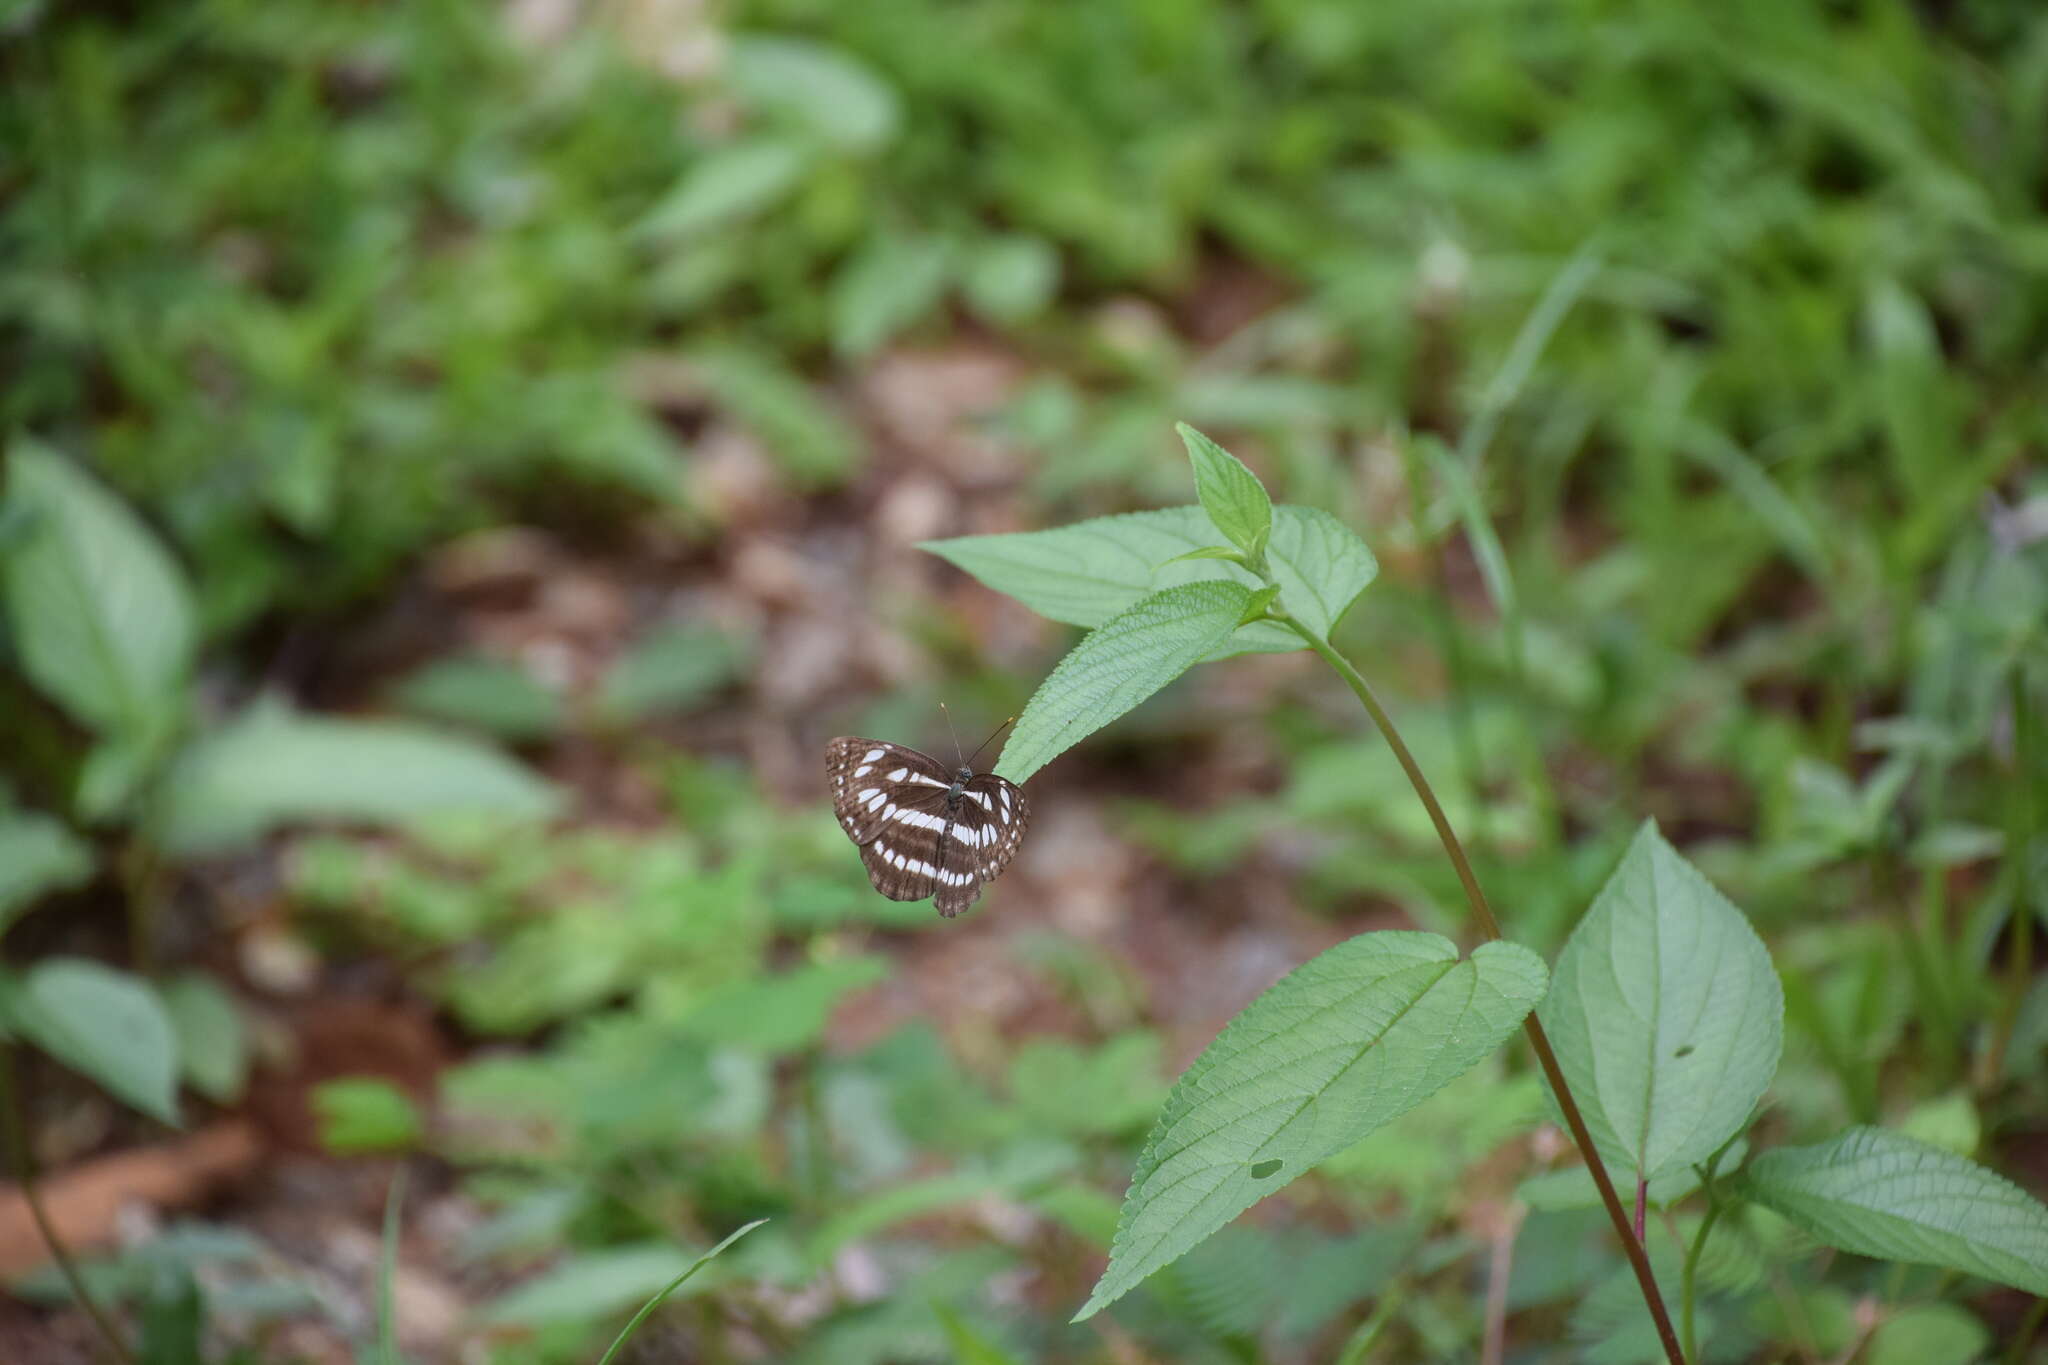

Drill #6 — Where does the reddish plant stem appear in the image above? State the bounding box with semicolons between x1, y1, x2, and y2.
1284;618;1687;1365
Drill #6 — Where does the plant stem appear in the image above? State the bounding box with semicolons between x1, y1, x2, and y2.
378;1163;407;1365
1680;1191;1725;1364
115;836;167;979
1334;1276;1409;1365
801;1049;831;1210
1280;615;1686;1365
2004;1292;2047;1365
1481;1202;1525;1365
0;1045;136;1365
1988;663;2037;1083
1399;440;1493;860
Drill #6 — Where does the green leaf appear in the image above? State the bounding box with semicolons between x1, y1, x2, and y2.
0;438;194;745
1897;1091;1980;1157
479;1242;707;1326
597;625;748;723
996;581;1252;784
390;655;564;741
1157;546;1248;568
726;36;900;151
6;958;179;1124
1864;1303;1989;1365
636;139;808;240
1238;584;1282;626
595;1221;767;1365
311;1077;423;1154
1010;1032;1167;1137
152;702;562;855
77;734;159;820
1076;932;1547;1319
1538;820;1782;1183
138;1260;204;1365
809;1172;1011;1267
0;808;94;937
931;1302;1027;1365
1420;438;1519;654
961;234;1058;326
161;973;248;1105
1739;1127;2048;1295
1516;1153;1729;1214
673;958;889;1054
924;503;1375;654
1260;506;1380;642
831;233;951;358
687;346;856;487
1178;424;1272;561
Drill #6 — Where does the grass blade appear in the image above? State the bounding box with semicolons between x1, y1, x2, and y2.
594;1220;768;1365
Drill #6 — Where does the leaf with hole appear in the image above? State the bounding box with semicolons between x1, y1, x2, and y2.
1739;1126;2048;1295
995;581;1252;784
1076;932;1547;1319
1538;820;1781;1183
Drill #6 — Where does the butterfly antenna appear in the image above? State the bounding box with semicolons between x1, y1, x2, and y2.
940;701;964;766
965;717;1014;769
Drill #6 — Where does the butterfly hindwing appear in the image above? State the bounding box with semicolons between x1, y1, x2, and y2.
964;774;1028;882
826;736;1031;918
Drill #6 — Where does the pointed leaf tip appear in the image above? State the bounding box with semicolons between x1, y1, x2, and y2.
1538;819;1782;1183
1178;425;1272;561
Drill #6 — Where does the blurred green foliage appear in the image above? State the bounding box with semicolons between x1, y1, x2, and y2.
4;0;2048;1361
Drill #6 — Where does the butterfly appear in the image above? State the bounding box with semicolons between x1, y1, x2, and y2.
826;732;1029;917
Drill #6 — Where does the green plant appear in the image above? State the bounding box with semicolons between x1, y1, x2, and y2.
924;424;2048;1363
0;437;567;1359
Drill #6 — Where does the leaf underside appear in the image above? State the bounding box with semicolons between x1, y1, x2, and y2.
1742;1126;2048;1296
996;581;1253;784
1077;932;1548;1319
923;502;1376;653
1538;820;1782;1183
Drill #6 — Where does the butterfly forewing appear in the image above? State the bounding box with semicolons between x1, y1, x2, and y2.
827;735;1030;918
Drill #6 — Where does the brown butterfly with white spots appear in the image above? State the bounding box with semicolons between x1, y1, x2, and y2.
826;725;1028;918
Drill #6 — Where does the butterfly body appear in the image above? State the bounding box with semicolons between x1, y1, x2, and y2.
827;736;1029;917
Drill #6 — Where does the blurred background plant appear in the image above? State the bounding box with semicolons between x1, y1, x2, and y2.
0;0;2043;1361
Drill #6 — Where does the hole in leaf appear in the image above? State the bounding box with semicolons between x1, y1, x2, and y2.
1249;1159;1282;1179
1674;1044;1695;1058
